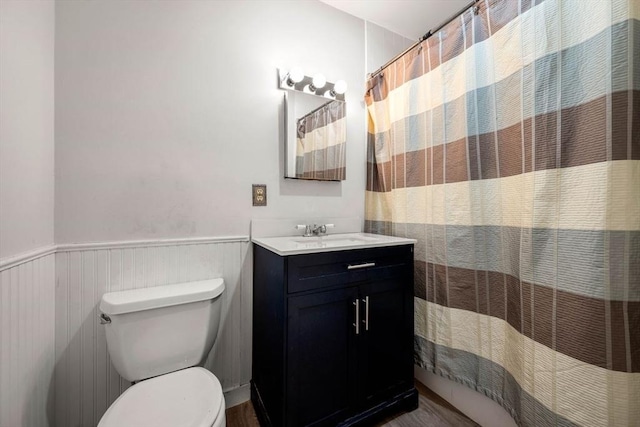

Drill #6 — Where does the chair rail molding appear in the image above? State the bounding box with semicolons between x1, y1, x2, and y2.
0;236;250;271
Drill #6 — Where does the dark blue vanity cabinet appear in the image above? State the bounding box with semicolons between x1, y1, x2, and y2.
251;244;418;427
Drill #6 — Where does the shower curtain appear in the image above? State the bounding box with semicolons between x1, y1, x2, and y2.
296;100;346;180
365;0;639;425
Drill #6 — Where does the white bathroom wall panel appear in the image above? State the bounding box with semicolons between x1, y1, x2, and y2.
0;254;56;427
0;0;55;259
365;21;414;74
54;239;251;427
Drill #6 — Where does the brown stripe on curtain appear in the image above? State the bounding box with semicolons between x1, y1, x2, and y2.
413;260;640;373
299;167;346;181
367;90;640;192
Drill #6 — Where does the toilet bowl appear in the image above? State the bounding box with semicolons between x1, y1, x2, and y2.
97;279;226;426
98;368;225;427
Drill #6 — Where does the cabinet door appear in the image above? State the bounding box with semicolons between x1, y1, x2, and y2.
287;287;359;426
358;278;414;407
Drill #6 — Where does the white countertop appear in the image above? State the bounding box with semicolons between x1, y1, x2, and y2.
251;232;416;256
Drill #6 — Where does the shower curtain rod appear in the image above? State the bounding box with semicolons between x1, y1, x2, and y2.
297;98;337;123
369;0;480;79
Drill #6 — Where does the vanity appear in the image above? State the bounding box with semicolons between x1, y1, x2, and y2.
251;229;418;426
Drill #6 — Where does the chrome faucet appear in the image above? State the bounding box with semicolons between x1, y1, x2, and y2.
312;224;332;235
295;223;335;237
295;224;314;237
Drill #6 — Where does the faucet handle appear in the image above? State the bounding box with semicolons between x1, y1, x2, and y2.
314;223;334;235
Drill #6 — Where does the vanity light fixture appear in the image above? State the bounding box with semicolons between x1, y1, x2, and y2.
303;84;317;95
330;80;348;97
278;68;346;101
284;67;304;87
309;73;326;91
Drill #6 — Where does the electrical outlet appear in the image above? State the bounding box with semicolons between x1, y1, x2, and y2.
252;184;267;206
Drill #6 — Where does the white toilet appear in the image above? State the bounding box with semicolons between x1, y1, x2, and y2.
97;279;227;427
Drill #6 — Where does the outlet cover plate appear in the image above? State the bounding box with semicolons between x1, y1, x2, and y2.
252;184;267;206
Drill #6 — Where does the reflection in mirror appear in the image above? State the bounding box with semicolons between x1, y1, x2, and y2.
284;91;346;181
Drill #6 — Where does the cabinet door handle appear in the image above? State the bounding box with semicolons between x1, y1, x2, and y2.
362;296;369;331
353;299;360;335
347;262;376;270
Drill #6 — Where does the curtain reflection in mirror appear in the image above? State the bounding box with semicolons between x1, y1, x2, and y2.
295;100;346;180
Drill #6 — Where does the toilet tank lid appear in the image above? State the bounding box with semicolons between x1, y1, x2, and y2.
100;279;225;315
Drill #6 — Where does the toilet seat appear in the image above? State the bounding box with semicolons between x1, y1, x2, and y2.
98;367;225;427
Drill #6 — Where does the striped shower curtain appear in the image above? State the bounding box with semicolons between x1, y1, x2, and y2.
296;100;346;180
364;0;639;425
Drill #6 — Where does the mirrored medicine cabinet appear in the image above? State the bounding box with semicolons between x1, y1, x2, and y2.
282;75;347;182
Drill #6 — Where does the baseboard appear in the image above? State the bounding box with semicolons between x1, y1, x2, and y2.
224;383;251;409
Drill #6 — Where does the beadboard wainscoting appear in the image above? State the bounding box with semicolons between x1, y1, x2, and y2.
53;237;251;427
0;252;56;427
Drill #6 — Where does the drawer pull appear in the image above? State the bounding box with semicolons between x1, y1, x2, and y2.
347;262;376;270
353;300;360;335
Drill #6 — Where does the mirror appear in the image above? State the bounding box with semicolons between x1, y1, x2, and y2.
284;91;346;181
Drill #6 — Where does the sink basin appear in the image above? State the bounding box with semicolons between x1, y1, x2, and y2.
291;235;378;246
251;232;416;256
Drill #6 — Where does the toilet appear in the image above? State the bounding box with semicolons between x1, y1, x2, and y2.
97;279;226;427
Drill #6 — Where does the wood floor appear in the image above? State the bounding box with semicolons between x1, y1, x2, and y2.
225;381;479;427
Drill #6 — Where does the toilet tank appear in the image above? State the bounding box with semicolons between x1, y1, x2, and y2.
99;279;225;382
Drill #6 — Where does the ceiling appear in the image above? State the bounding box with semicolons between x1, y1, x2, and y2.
319;0;471;40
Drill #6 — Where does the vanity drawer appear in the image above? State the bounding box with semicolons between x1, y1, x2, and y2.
287;245;412;294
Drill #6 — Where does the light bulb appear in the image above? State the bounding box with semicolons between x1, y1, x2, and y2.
312;73;326;89
289;67;304;83
333;80;348;95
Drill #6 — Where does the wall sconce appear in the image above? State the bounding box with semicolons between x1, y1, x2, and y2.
278;68;347;101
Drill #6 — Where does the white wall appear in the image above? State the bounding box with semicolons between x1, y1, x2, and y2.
365;21;413;74
54;0;366;244
0;0;55;259
0;2;56;426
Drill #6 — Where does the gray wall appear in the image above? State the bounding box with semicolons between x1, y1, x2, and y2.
54;0;367;244
366;21;413;74
0;0;55;258
0;4;56;427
